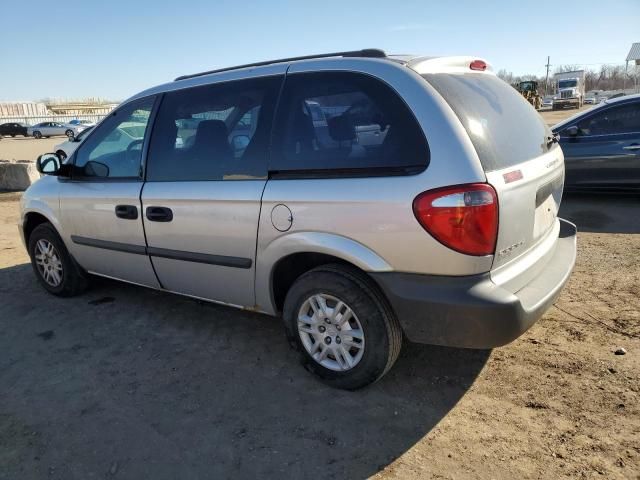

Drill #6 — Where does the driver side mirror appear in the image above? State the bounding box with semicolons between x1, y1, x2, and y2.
36;152;64;175
565;125;579;136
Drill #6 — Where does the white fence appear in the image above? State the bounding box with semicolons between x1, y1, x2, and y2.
0;114;107;126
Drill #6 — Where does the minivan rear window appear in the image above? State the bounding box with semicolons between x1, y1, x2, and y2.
423;73;552;171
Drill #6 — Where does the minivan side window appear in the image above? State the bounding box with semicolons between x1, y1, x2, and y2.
577;103;640;136
74;97;155;179
271;72;429;176
146;76;282;182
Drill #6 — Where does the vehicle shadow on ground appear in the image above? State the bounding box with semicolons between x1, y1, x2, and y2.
0;263;489;479
560;193;640;234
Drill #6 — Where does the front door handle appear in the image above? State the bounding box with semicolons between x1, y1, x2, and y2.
115;204;138;220
622;144;640;151
146;206;173;222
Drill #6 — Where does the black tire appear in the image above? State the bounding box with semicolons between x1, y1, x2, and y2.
11;134;16;137
33;131;42;139
28;223;88;297
283;264;402;390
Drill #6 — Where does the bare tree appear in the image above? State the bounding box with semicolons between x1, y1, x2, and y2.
497;64;632;93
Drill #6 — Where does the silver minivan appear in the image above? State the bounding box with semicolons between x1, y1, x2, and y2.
22;50;577;389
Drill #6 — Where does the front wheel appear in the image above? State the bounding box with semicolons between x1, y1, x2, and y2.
28;223;88;297
33;131;42;139
283;264;402;390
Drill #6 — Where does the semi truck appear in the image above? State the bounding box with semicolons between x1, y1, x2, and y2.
553;70;585;109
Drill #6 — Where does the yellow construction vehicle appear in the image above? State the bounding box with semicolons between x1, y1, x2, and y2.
517;81;542;110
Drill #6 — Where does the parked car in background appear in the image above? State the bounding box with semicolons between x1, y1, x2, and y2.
54;126;95;159
0;122;29;137
542;96;554;107
553;93;640;191
597;96;609;104
22;50;577;389
27;122;87;139
68;119;97;127
584;96;597;105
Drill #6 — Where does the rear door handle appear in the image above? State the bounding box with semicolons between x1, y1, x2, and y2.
622;144;640;151
146;206;173;222
115;204;138;220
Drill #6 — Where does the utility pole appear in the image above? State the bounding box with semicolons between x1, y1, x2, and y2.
544;56;551;96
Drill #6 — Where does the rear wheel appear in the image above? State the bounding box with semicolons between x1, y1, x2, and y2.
283;264;402;390
33;131;42;139
28;223;88;297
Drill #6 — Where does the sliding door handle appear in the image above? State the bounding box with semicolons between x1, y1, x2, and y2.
146;206;173;222
115;204;138;220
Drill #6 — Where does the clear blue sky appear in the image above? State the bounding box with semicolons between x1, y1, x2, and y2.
2;0;638;101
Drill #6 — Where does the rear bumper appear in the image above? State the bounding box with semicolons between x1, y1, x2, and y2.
371;219;577;349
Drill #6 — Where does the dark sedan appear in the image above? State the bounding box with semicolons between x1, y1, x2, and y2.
553;94;640;192
0;122;29;137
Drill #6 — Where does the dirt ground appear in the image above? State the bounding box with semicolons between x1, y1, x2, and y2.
0;189;638;479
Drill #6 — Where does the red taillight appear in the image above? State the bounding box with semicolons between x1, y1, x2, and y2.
413;184;498;256
469;60;487;71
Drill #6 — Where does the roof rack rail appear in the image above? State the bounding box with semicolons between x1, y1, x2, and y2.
174;49;386;81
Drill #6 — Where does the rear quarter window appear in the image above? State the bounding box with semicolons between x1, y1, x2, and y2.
270;71;429;177
423;73;552;171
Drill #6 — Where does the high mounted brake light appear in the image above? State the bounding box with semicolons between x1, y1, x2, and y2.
413;184;498;256
469;60;487;71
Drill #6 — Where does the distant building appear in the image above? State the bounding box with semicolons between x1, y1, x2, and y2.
0;102;48;117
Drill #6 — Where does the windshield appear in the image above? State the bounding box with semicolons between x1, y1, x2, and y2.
558;79;577;89
423;73;552;171
520;82;536;91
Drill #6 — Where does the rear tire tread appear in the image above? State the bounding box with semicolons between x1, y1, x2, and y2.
316;264;402;379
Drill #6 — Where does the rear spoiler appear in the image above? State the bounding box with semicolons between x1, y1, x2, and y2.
407;56;494;75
